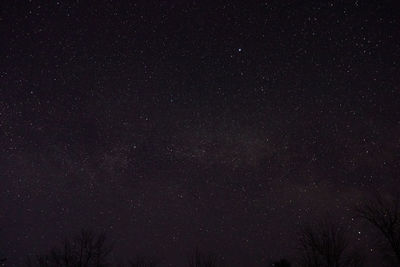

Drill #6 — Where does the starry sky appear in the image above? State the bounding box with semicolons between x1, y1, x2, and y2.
1;1;400;266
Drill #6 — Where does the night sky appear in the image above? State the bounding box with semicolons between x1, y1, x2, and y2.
1;1;400;266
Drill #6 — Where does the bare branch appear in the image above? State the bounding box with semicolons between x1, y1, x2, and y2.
297;219;362;267
356;193;400;264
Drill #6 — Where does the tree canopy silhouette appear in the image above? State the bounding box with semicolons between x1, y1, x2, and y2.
128;256;158;267
188;248;224;267
297;220;363;267
26;229;112;267
272;258;291;267
356;193;400;265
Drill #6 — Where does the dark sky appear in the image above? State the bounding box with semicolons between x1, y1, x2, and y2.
1;1;400;266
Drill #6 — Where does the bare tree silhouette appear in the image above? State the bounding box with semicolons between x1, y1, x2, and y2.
26;229;112;267
128;256;158;267
356;193;400;265
297;220;363;267
272;258;291;267
0;229;6;266
188;248;223;267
